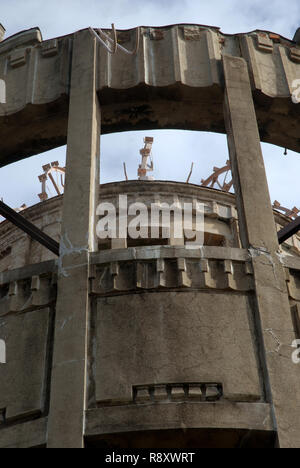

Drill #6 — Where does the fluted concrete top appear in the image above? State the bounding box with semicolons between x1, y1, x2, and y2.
0;24;5;41
0;24;299;165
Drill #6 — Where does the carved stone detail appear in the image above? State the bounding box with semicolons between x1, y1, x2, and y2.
256;33;273;53
148;29;164;41
181;26;204;41
10;49;27;68
290;47;300;63
286;269;300;301
291;303;300;339
91;258;254;295
41;39;58;57
97;382;223;407
133;383;223;404
0;274;56;316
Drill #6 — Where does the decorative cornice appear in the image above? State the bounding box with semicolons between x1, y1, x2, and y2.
1;24;300;165
0;271;56;316
91;248;254;295
97;382;223;407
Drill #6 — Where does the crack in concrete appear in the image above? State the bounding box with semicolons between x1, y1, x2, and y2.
58;232;88;278
265;328;282;354
248;246;282;286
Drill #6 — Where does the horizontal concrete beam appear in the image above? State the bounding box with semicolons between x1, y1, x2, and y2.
85;402;274;436
0;25;299;166
0;417;47;449
0;259;56;286
91;245;249;265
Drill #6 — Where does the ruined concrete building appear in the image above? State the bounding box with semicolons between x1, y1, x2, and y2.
0;23;300;448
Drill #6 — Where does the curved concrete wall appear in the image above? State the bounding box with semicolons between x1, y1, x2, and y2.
0;181;299;272
0;182;299;447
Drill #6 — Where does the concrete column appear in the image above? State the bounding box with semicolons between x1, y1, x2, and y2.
223;54;300;448
47;30;100;448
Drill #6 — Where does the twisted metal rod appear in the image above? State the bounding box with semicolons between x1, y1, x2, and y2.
89;25;117;54
89;24;140;55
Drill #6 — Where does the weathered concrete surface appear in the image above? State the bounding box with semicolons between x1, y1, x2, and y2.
86;402;274;436
0;25;300;166
0;179;299;447
94;292;261;404
0;418;47;449
0;308;52;421
224;54;300;448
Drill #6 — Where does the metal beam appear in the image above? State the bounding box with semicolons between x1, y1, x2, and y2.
0;200;60;256
278;216;300;244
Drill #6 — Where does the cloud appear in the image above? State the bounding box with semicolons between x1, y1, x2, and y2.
2;0;299;39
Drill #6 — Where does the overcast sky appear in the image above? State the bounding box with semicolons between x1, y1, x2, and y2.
0;0;300;212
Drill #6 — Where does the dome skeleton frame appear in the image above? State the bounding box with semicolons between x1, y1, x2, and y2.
1;146;300;265
38;161;65;201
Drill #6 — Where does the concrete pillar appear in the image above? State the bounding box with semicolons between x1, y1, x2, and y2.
223;54;300;448
47;30;100;448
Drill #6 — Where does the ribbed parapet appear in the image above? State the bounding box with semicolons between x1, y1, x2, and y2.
0;25;300;165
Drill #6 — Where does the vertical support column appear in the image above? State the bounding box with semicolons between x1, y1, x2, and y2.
47;30;100;448
223;54;300;448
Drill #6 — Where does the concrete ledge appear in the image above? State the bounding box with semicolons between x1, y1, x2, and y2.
0;28;42;55
280;254;300;271
0;260;56;286
91;245;250;265
85;402;274;436
0;417;47;448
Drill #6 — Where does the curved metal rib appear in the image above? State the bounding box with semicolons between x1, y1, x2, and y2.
90;24;140;55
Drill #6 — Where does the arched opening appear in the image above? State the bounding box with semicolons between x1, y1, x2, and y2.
1;129;300;267
262;143;300;257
